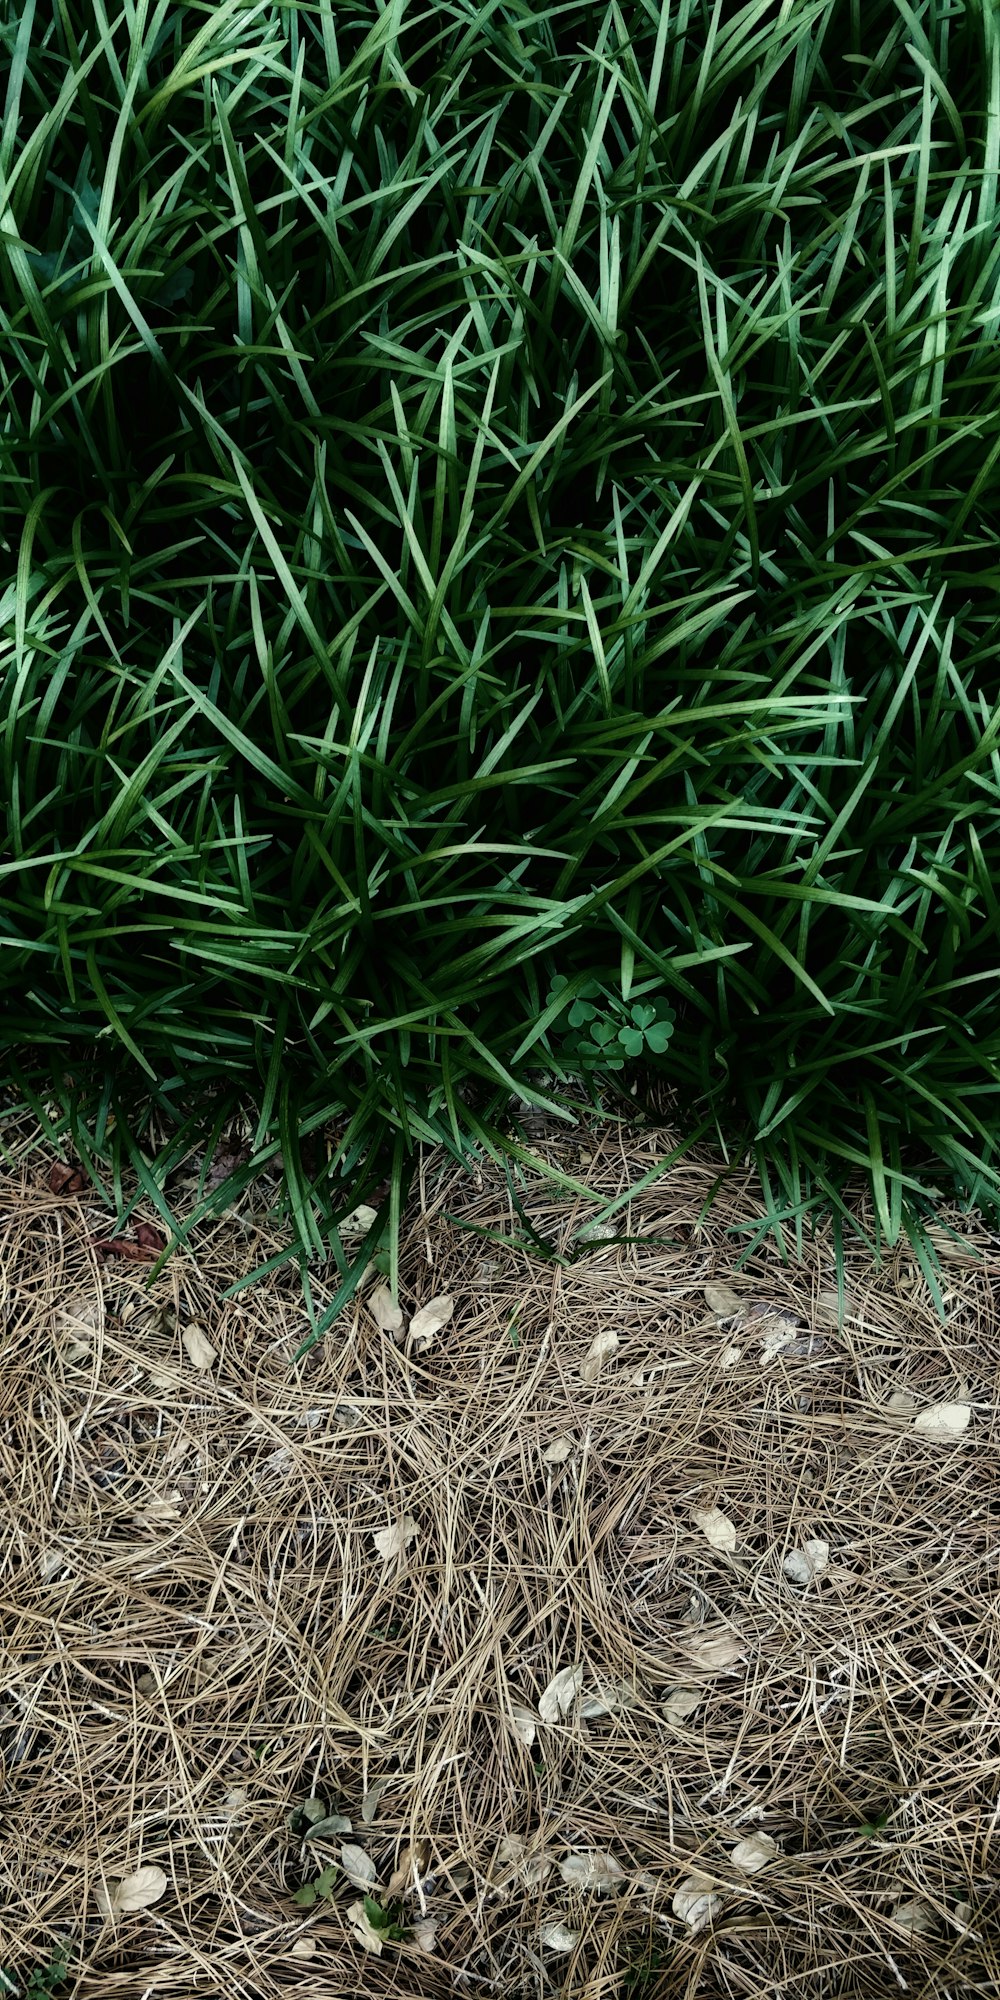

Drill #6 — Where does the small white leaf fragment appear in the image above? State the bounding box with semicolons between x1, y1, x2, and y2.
491;1833;553;1889
580;1329;618;1385
579;1678;637;1719
508;1701;537;1749
347;1898;384;1955
731;1832;778;1874
411;1918;437;1954
538;1662;584;1724
135;1491;183;1526
408;1293;454;1351
373;1514;418;1561
663;1685;702;1725
891;1897;936;1936
912;1400;971;1439
692;1506;738;1553
182;1323;217;1371
97;1864;168;1915
673;1875;723;1933
289;1939;316;1960
704;1283;742;1318
342;1204;379;1238
758;1319;799;1365
368;1283;404;1335
540;1919;580;1952
578;1218;618;1245
361;1777;392;1824
684;1626;744;1672
262;1444;292;1476
887;1389;920;1415
782;1538;830;1585
543;1434;574;1465
340;1842;377;1889
559;1850;625;1893
719;1344;742;1368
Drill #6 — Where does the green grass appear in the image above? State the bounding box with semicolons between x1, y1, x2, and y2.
3;0;1000;1310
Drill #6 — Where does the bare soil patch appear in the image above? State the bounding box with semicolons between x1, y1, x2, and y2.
2;1118;998;1998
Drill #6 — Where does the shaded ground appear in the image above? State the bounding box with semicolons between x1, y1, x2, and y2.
1;1113;998;1998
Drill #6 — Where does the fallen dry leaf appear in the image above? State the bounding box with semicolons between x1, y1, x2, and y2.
361;1777;392;1824
48;1160;87;1196
540;1919;580;1952
340;1842;377;1889
410;1917;437;1954
92;1235;158;1264
891;1897;936;1936
261;1445;292;1476
731;1832;778;1873
673;1875;723;1933
782;1331;827;1359
887;1388;920;1415
135;1221;166;1252
289;1939;316;1960
182;1323;217;1371
718;1343;742;1368
559;1850;625;1893
542;1434;574;1464
782;1538;830;1585
538;1662;584;1724
491;1832;554;1890
373;1515;418;1561
684;1626;744;1672
579;1678;638;1719
580;1328;618;1385
758;1324;799;1365
96;1864;168;1915
368;1283;404;1335
386;1840;429;1899
508;1701;537;1749
704;1282;742;1318
692;1506;738;1553
347;1897;384;1954
912;1400;971;1439
408;1293;454;1351
663;1685;702;1725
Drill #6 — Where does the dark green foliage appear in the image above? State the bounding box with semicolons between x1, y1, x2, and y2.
2;1;1000;1291
0;1940;75;2000
291;1862;338;1909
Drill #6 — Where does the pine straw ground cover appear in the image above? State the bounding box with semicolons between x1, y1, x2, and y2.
1;1116;998;2000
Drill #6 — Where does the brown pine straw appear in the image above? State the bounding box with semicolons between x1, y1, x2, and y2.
1;1110;998;1999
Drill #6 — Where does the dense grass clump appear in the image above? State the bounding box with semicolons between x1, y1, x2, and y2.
3;0;1000;1297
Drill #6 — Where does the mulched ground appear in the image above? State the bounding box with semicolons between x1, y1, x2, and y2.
2;1110;998;1998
